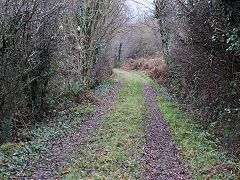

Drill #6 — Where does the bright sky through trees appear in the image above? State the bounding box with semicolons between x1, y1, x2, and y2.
126;0;153;18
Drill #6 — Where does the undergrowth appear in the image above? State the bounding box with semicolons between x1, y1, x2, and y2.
0;80;115;179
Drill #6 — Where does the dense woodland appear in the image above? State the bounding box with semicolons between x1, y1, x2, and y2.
154;0;240;154
0;0;240;178
0;0;127;143
0;0;239;158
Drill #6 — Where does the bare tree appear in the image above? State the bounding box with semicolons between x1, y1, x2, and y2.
61;0;126;87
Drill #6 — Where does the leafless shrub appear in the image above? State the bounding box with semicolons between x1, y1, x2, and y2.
0;0;128;143
60;0;127;87
154;0;240;126
0;0;67;142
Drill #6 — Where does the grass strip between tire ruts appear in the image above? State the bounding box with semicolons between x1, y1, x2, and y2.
64;70;147;179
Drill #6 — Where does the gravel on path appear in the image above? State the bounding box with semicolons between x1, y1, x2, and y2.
143;84;191;180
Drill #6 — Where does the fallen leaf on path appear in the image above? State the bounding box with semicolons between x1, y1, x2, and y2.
61;168;70;174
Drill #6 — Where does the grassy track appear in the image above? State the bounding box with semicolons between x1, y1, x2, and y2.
64;70;239;180
65;70;148;179
2;69;238;179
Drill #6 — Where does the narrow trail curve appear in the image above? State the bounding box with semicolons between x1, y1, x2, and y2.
22;77;125;179
143;84;191;180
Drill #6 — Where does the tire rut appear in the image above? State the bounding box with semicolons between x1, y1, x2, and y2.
143;84;191;180
20;78;125;179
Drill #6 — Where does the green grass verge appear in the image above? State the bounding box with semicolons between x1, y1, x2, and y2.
65;71;147;179
156;94;240;179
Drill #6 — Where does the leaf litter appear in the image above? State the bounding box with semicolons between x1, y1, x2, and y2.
143;84;191;180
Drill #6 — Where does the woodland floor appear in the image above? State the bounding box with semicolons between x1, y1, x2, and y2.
1;69;239;179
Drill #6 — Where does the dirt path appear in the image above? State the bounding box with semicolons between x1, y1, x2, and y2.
21;78;125;179
2;70;239;179
143;84;190;180
18;70;190;179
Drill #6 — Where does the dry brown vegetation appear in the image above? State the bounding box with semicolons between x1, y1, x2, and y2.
121;55;167;84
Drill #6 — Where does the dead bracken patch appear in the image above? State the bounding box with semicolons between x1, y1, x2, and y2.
121;57;167;84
